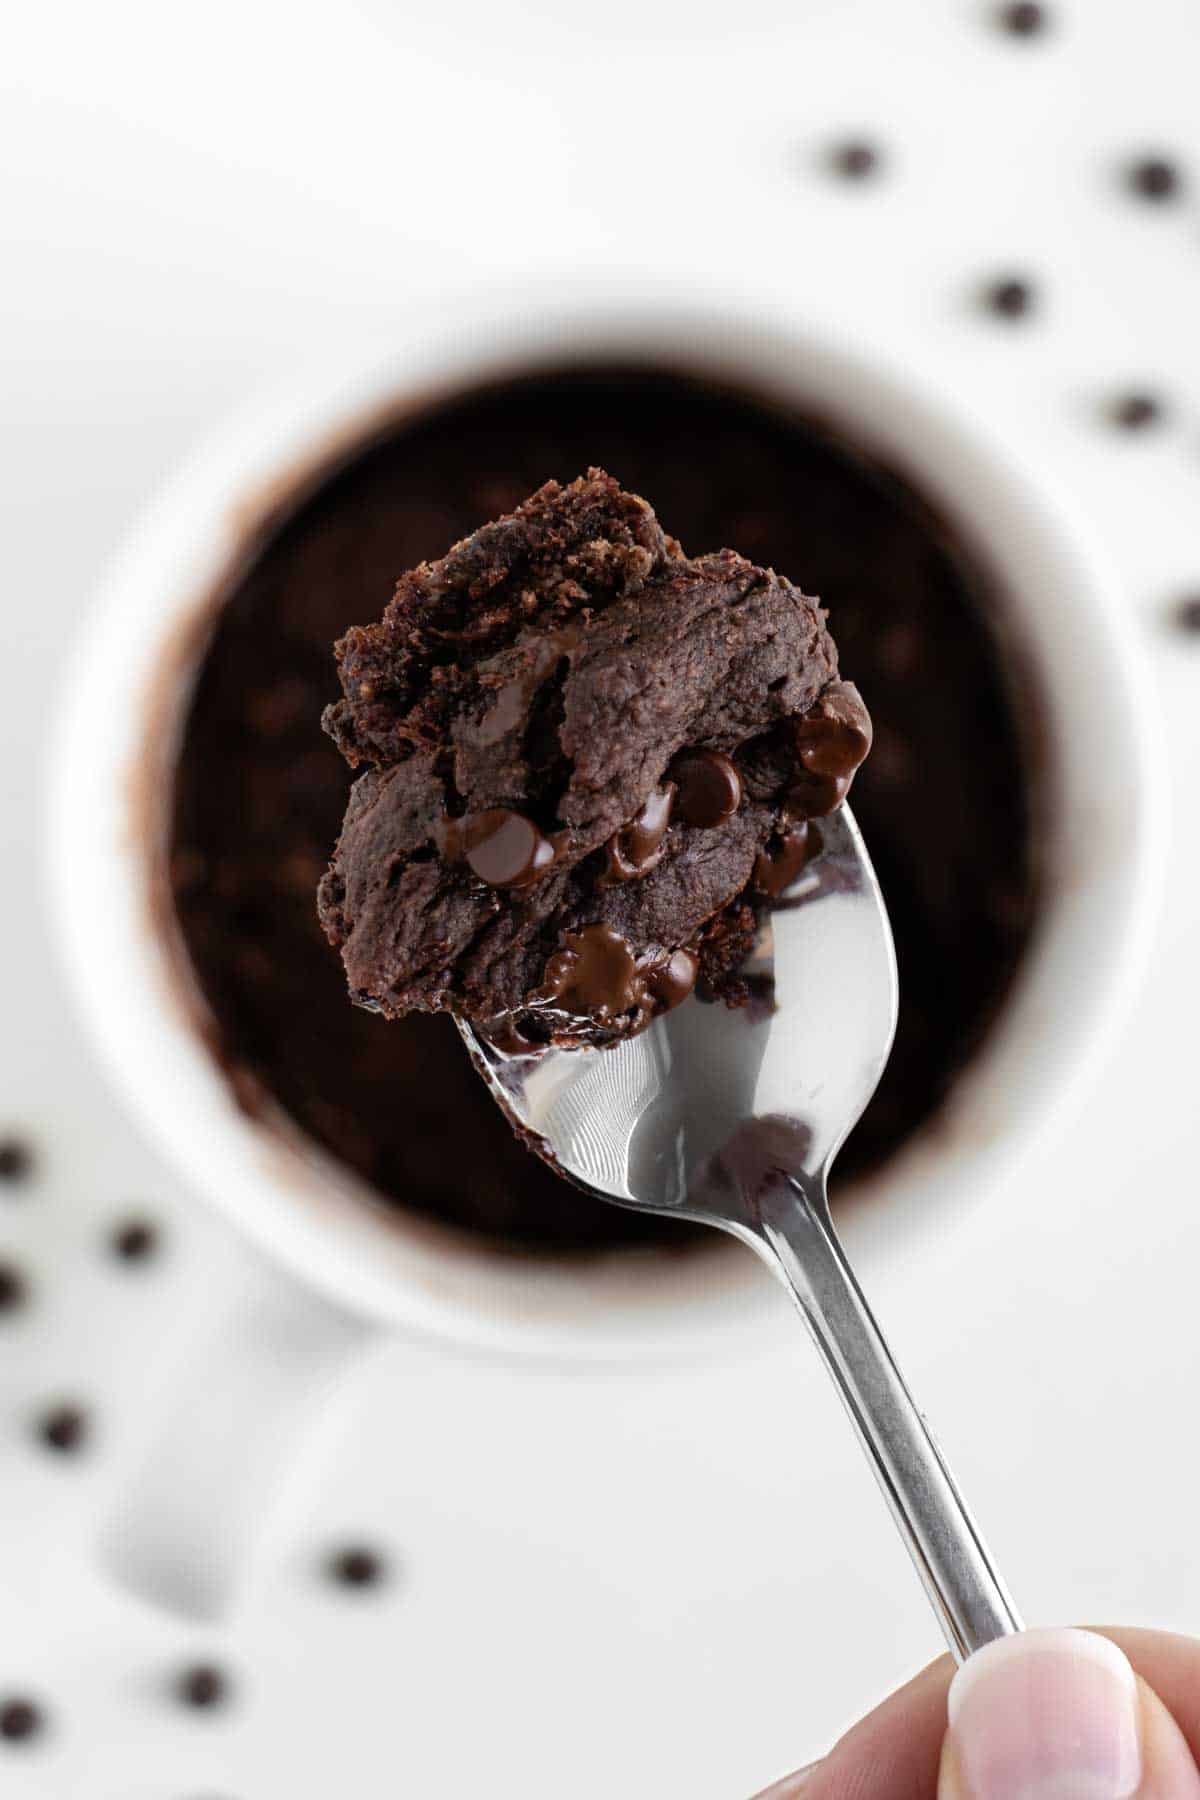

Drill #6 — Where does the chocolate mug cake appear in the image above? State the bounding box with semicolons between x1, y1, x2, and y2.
317;468;871;1049
169;365;1040;1252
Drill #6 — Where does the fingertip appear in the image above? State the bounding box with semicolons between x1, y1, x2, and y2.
751;1763;821;1797
1135;1674;1200;1797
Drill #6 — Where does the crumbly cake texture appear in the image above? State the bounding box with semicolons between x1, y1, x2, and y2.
318;470;870;1047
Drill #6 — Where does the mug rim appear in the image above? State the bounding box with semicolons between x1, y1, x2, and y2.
45;284;1166;1358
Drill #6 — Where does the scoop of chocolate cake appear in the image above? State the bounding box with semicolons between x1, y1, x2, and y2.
318;469;870;1048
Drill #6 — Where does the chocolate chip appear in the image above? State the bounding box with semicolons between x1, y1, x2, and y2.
754;822;815;900
176;1665;229;1710
603;784;675;883
641;948;699;1014
1128;156;1182;202
1171;594;1200;634
110;1218;160;1263
437;808;557;888
793;695;872;781
786;771;853;819
830;140;880;180
670;751;742;828
0;1138;33;1186
986;276;1035;319
998;1;1047;35
1111;392;1163;430
0;1698;44;1743
37;1404;88;1454
0;1262;29;1313
328;1545;388;1588
539;924;643;1021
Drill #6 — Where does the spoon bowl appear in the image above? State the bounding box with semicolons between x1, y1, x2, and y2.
462;803;1023;1662
466;807;896;1228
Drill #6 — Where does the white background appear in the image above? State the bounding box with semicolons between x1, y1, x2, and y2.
3;2;1200;1795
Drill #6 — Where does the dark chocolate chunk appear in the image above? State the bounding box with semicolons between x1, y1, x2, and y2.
0;1699;44;1744
37;1404;88;1454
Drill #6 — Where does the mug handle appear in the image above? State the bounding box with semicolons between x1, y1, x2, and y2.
99;1242;375;1620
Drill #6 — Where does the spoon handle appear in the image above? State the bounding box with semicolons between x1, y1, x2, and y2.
758;1173;1021;1663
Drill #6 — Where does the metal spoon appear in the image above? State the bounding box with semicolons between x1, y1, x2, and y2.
460;804;1021;1663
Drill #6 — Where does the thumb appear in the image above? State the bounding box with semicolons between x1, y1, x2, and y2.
939;1628;1200;1798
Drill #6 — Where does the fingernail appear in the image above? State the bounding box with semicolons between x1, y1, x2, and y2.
947;1628;1142;1798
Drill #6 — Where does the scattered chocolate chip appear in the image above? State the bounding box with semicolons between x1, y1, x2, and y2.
1171;594;1200;635
176;1665;230;1710
37;1404;88;1454
0;1698;44;1744
0;1262;29;1313
829;140;880;180
998;1;1047;35
1128;156;1183;202
670;750;742;828
1110;392;1163;430
985;276;1035;319
110;1218;160;1263
0;1139;33;1186
328;1545;388;1589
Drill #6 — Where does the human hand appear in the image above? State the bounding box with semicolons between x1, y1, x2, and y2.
754;1627;1200;1797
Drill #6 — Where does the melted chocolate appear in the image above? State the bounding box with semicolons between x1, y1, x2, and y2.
642;947;700;1012
787;683;872;815
671;750;743;828
793;692;872;779
528;925;698;1039
754;822;816;899
168;364;1040;1251
786;771;852;818
436;808;558;888
602;784;676;883
476;627;581;746
537;922;644;1021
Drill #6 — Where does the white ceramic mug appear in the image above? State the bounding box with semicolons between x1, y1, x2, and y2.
47;285;1164;1616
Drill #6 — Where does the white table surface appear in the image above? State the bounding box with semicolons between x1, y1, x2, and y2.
3;2;1199;1794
